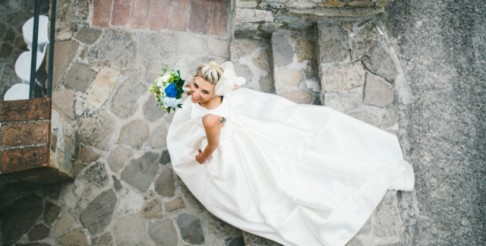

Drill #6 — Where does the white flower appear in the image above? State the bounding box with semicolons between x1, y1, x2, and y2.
163;97;182;108
155;72;171;87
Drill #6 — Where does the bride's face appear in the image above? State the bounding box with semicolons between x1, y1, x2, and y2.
190;76;216;104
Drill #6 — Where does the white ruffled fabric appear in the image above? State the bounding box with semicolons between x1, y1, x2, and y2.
214;61;246;96
167;87;414;246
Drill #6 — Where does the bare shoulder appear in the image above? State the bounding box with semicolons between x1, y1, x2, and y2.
202;114;225;128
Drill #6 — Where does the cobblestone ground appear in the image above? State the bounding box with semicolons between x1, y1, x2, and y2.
1;1;421;245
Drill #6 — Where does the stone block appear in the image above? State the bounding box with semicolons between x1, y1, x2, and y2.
117;119;149;150
53;89;75;120
92;232;114;246
322;87;363;112
53;40;79;89
80;189;117;234
121;152;160;192
1;195;43;244
177;213;205;244
87;30;136;69
155;168;176;197
51;214;76;238
113;217;152;245
159;149;171;165
1;121;49;147
373;193;405;237
43;202;61;226
274;67;304;92
92;0;112;27
144;96;167;122
235;0;259;8
318;23;349;63
108;145;134;173
362;46;398;82
149;219;179;246
0;97;50;122
236;9;274;23
272;30;294;66
141;191;163;219
74;27;102;45
115;184;145;217
165;196;186;213
112;0;132;27
149;123;168;149
208;0;229;35
27;223;50;241
85;67;119;111
1;146;49;173
363;72;394;107
59;229;88;246
110;75;146;119
168;0;190;31
279;90;312;104
64;62;96;93
77;111;116;151
320;62;366;92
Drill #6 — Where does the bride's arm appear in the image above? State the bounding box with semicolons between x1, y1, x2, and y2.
196;114;224;164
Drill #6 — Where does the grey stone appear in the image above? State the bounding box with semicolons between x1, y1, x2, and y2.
374;194;404;237
43;202;61;226
53;40;79;89
141;195;163;219
225;236;245;246
51;214;76;238
92;232;114;246
177;213;205;244
362;46;398;82
82;160;110;188
159;149;171;165
144;96;167;122
272;29;294;66
110;75;147;119
59;229;88;246
349;20;380;61
318;23;349;63
108;145;134;173
112;175;123;191
363;72;394;107
164;197;185;213
78;111;116;151
76;144;100;164
121;152;160;192
85;67;119;111
154;168;176;197
235;9;274;23
27;224;50;241
64;62;96;93
1;195;43;244
322;87;363;112
52;90;74;120
149;124;169;149
320;62;366;92
75;27;102;45
87;29;136;69
117;119;150;150
113;217;152;246
79;189;117;234
148;220;179;246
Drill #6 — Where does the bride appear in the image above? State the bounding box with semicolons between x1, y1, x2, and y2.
167;61;414;246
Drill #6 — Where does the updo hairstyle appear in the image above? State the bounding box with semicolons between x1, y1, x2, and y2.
194;61;224;85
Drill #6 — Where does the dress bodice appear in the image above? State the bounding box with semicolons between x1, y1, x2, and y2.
190;97;233;140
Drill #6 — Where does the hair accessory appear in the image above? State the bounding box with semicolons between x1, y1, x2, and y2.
214;61;246;96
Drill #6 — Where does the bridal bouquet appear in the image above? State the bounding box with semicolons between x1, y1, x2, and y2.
149;65;186;113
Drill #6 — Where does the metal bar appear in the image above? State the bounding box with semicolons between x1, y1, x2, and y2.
47;0;57;98
29;0;41;99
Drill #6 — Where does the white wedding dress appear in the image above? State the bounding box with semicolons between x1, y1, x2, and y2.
167;88;414;246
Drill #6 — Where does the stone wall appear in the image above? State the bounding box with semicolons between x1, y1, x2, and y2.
385;0;486;244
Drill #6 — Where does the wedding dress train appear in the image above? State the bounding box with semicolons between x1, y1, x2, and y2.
167;88;414;246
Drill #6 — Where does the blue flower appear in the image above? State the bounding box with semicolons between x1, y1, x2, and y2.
165;83;178;98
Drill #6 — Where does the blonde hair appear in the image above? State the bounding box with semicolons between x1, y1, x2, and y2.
194;61;224;85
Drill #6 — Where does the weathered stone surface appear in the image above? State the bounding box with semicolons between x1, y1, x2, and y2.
59;229;88;246
51;214;76;238
92;232;114;246
74;26;102;45
117;119;150;150
121;152;160;192
272;29;294;66
235;9;274;23
78;111;116;151
108;145;134;173
363;72;394;107
53;89;75;120
113;217;152;245
274;67;303;91
115;184;145;217
318;23;349;63
64;62;97;93
362;46;398;82
148;219;179;246
1;195;43;244
141;194;163;219
155;168;176;197
322;87;362;112
279;90;312;104
149;123;168;149
374;193;404;237
87;29;136;68
112;175;123;191
320;62;366;92
226;236;245;246
76;144;100;165
53;40;79;88
348;20;380;61
110;75;147;119
80;189;117;234
43;202;61;226
164;196;186;213
159;149;171;165
143;96;166;122
177;213;205;244
27;224;50;241
85;67;119;110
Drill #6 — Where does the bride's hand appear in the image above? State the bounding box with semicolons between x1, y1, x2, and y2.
196;149;206;164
